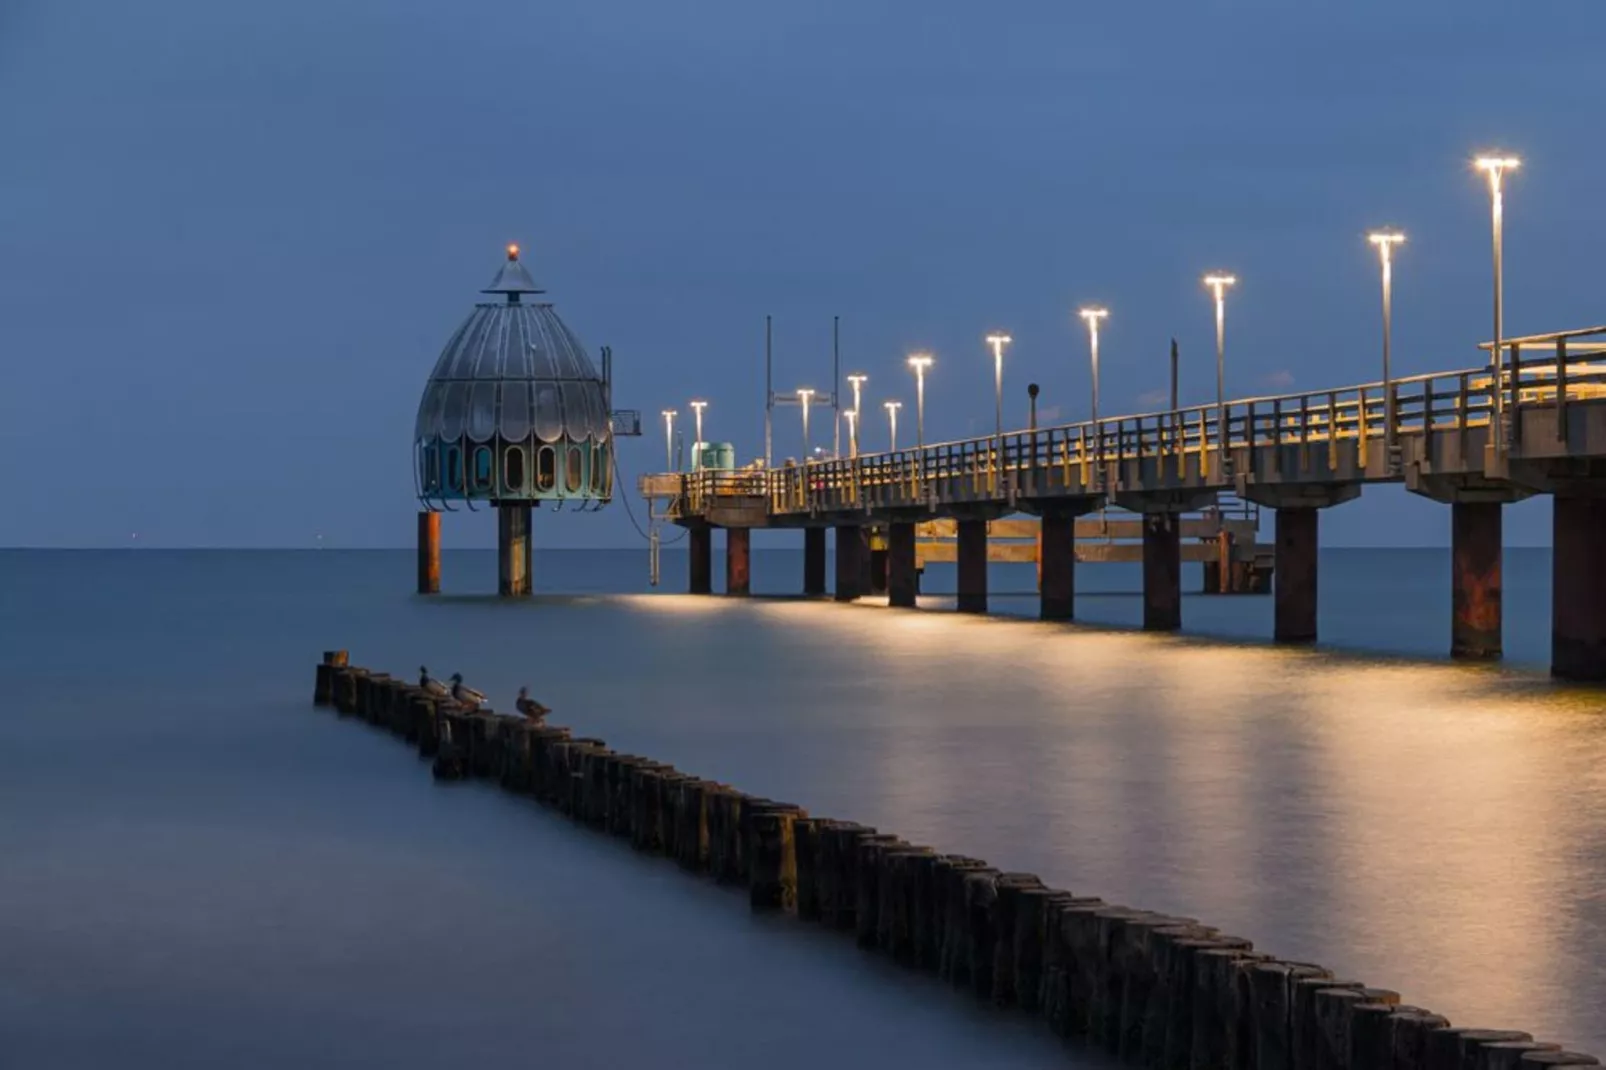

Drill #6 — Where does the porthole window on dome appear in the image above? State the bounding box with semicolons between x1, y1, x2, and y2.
565;447;583;493
503;447;526;494
471;447;493;491
445;446;463;491
536;446;556;491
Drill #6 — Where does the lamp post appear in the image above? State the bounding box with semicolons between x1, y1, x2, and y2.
847;373;867;420
1476;154;1520;451
884;400;901;452
689;400;708;470
1203;274;1237;454
661;409;677;471
797;388;816;457
907;354;933;448
1078;309;1108;424
1368;231;1406;462
985;334;1011;494
844;408;859;458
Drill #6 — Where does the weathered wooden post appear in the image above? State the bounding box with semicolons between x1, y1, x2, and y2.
748;806;800;912
989;873;1044;1007
313;650;348;705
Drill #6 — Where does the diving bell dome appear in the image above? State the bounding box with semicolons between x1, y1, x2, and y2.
414;245;614;506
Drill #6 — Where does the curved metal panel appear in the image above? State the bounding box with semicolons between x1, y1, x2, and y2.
467;380;498;443
532;381;564;443
499;380;532;442
439;381;469;441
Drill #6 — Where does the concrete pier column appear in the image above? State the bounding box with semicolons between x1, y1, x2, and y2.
1274;507;1318;643
888;521;917;608
1039;510;1076;621
1451;501;1502;660
835;524;865;602
417;511;440;594
803;527;827;596
497;503;532;597
725;528;751;596
869;542;889;597
956;519;988;614
1141;513;1181;631
688;524;713;594
1552;495;1606;682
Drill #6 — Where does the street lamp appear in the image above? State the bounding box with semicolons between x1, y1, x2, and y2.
661;409;677;471
1078;309;1108;424
1475;153;1520;450
907;353;933;448
1367;231;1406;462
797;388;816;457
884;400;901;452
689;400;708;470
985;334;1011;493
1203;274;1237;453
847;373;868;419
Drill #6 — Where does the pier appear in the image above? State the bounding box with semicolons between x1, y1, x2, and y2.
645;325;1606;680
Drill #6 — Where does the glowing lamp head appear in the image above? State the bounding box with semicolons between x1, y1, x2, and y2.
661;408;677;418
884;400;902;412
1368;231;1407;247
506;243;520;260
690;399;708;415
1078;307;1109;325
797;387;816;402
847;374;868;387
1203;274;1237;294
1475;155;1521;174
907;353;934;372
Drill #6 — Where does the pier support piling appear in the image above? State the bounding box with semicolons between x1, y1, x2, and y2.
1141;513;1181;631
888;521;917;608
725;528;751;596
956;519;988;614
1552;494;1606;681
869;538;889;597
1039;510;1076;621
688;524;712;595
1273;507;1319;644
1451;501;1502;660
416;511;440;594
835;524;865;602
803;527;827;597
497;503;532;597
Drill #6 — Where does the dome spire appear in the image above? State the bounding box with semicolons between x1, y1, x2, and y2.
482;243;545;302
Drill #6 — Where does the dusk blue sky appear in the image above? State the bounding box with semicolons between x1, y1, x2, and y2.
2;1;1602;548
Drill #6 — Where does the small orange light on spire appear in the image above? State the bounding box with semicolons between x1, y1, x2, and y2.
507;243;520;260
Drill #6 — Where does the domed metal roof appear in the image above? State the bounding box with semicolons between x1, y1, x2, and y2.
414;246;610;446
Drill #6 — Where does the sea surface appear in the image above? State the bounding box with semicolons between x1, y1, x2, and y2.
2;547;1603;1068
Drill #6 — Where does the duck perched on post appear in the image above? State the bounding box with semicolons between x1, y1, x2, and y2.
515;686;551;722
449;672;486;711
419;666;450;699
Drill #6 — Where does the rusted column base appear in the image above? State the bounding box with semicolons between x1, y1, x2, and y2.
1040;511;1075;620
835;525;865;602
688;524;712;595
1142;513;1181;631
417;511;440;594
1451;501;1502;660
957;519;988;614
803;527;827;596
725;527;751;596
888;522;917;608
1552;495;1606;681
497;503;532;597
1274;507;1318;643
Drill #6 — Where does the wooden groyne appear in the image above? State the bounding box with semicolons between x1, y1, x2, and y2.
313;652;1598;1070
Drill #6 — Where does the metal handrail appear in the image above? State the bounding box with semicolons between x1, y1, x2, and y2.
669;352;1606;514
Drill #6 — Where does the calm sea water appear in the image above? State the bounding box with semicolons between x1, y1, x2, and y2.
2;548;1603;1067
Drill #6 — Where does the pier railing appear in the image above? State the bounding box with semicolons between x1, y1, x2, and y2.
668;335;1606;517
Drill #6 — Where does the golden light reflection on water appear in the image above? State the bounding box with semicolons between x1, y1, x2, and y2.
612;595;1606;1051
